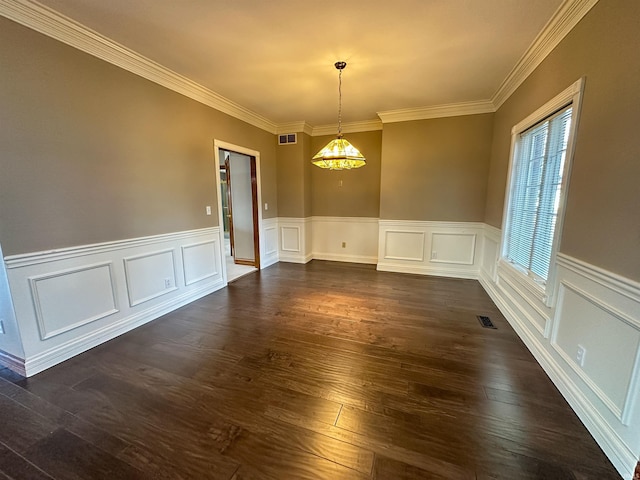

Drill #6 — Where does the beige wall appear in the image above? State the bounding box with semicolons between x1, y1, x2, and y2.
275;133;313;218
0;18;276;256
311;130;382;218
379;114;493;221
484;0;640;281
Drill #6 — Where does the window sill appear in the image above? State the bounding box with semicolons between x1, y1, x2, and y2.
498;259;551;307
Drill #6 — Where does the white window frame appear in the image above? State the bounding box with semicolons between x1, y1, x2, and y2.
499;77;585;307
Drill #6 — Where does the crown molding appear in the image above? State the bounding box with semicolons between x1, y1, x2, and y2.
1;0;599;134
276;122;313;136
377;101;495;124
311;119;383;137
0;0;279;134
491;0;599;108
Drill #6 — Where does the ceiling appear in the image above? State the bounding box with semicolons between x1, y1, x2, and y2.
29;0;565;128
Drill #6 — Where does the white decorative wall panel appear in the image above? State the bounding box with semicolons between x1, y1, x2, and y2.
182;240;219;286
29;262;118;340
482;235;498;280
260;218;279;268
277;218;311;264
377;221;483;278
281;226;300;252
384;231;425;261
552;281;640;423
2;227;224;377
124;249;177;306
311;217;378;264
265;226;277;256
431;233;476;265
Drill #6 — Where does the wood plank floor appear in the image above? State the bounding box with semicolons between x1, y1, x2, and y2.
0;261;621;479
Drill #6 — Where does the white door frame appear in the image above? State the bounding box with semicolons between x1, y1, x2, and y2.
213;139;263;285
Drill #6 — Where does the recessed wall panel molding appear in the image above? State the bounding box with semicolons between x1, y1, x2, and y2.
481;226;500;282
182;239;220;286
2;227;223;377
552;280;640;424
281;226;300;252
377;220;483;279
431;233;476;265
383;231;425;262
262;217;279;268
311;217;378;264
123;249;177;307
29;262;119;340
278;218;311;264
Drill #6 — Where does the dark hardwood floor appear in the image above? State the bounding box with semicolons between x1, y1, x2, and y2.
0;261;621;479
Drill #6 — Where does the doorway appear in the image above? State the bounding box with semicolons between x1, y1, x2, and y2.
218;148;259;282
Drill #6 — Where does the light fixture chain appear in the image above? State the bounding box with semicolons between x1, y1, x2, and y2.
337;67;342;136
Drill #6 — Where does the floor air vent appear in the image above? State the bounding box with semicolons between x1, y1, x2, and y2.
477;315;496;329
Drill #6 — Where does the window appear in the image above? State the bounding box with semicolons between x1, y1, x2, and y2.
501;78;583;303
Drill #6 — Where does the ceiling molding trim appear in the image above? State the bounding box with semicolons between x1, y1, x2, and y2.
491;0;599;109
0;0;279;134
276;122;313;136
311;120;383;137
377;101;495;124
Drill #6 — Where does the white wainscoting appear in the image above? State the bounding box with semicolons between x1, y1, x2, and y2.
261;217;279;268
182;240;220;286
479;225;640;480
277;217;312;264
377;220;484;278
311;217;378;264
30;262;119;340
2;227;225;377
124;249;178;306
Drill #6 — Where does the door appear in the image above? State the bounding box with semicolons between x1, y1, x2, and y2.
219;149;260;268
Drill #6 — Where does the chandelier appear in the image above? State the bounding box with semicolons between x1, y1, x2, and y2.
311;61;366;170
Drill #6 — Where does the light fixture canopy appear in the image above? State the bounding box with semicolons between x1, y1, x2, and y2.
312;62;366;170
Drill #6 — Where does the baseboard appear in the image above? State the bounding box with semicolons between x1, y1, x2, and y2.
261;254;279;269
312;252;377;264
279;253;312;264
21;278;224;377
0;350;26;377
377;262;478;279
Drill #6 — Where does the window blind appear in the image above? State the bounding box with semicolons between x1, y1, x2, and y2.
504;106;572;282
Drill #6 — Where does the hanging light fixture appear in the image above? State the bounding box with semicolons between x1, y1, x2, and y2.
312;61;366;170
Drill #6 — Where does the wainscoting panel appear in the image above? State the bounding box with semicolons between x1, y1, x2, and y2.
431;233;475;265
124;249;177;306
384;230;425;261
261;217;278;268
278;218;311;264
552;281;639;423
479;224;640;479
182;240;220;286
377;221;484;278
311;217;378;264
30;262;118;340
2;227;224;377
480;225;500;283
281;227;300;252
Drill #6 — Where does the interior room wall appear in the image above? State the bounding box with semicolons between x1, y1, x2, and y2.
276;137;306;218
310;130;382;218
483;0;640;281
0;17;277;257
379;114;494;222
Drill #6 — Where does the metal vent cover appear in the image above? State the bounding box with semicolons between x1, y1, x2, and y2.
477;315;496;329
278;133;297;145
